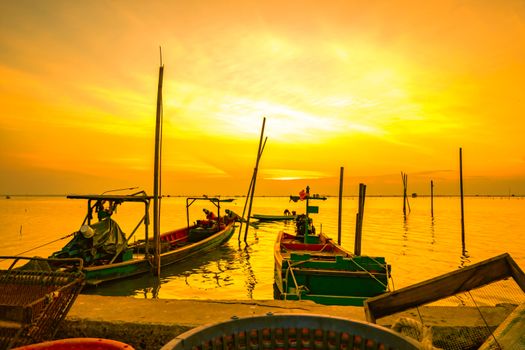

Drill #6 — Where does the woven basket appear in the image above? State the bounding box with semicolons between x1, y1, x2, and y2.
0;256;84;349
161;313;423;350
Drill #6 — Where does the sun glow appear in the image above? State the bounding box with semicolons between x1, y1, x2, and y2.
1;1;525;195
263;169;331;181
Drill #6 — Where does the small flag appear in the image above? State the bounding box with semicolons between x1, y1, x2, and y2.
299;189;306;200
307;205;319;214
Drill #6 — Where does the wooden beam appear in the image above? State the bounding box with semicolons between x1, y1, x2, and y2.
365;253;525;323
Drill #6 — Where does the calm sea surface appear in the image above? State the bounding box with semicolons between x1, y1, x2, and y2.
1;196;524;304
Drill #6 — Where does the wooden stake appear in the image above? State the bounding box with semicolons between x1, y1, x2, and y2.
354;183;366;256
337;167;344;245
401;172;410;216
430;180;434;217
459;147;466;252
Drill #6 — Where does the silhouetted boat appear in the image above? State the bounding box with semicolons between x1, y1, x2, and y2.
251;214;297;221
49;194;236;285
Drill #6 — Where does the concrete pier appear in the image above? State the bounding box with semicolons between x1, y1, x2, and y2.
55;295;517;350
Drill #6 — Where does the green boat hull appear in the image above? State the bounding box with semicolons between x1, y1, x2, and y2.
252;214;297;221
274;231;390;306
83;222;235;285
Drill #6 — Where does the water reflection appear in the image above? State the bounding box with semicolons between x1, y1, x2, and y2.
430;217;436;248
236;242;257;299
83;244;238;298
402;215;409;256
459;250;471;269
3;196;524;302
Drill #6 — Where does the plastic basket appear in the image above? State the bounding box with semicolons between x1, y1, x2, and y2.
11;337;134;350
160;313;423;350
0;256;85;350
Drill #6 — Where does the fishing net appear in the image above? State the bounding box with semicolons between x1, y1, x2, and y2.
365;254;525;350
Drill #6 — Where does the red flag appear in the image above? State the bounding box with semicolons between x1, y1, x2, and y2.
299;189;306;200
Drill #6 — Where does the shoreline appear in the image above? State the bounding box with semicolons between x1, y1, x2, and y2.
55;295;516;350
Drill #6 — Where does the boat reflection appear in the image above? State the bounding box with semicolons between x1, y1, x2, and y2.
82;244;239;299
236;242;257;299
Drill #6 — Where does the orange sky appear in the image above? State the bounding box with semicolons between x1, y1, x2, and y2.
1;0;524;196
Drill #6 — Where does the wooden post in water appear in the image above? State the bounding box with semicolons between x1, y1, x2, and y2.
337;167;344;245
243;117;266;242
152;50;164;276
430;180;434;217
459;147;466;252
354;183;366;256
400;172;411;216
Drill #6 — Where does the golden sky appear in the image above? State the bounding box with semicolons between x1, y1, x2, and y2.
1;0;524;196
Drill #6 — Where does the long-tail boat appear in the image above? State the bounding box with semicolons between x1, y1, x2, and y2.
49;194;236;285
274;187;390;306
251;213;297;221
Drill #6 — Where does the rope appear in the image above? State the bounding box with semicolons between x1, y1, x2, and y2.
348;257;389;289
0;232;75;263
285;261;303;299
468;290;502;349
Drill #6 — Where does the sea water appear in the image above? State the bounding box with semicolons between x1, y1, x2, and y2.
1;195;524;303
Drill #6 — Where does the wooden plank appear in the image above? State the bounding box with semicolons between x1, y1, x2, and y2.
506;254;525;292
365;253;525;323
292;268;387;278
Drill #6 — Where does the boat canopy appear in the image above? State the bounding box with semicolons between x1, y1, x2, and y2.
50;218;127;265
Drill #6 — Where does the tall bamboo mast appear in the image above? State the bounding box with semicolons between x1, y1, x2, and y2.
243;117;266;242
152;49;164;276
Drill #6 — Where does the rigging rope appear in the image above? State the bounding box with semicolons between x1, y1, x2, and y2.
468;290;502;350
0;232;75;263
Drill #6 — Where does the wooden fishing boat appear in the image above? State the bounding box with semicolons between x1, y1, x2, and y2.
251;213;297;221
49;194;236;285
274;188;390;306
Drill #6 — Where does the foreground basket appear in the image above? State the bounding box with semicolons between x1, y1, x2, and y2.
161;313;423;350
11;337;134;350
0;256;85;350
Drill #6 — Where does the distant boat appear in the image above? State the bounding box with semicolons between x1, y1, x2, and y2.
411;193;417;198
49;194;236;286
289;194;327;202
251;213;297;221
5;195;10;199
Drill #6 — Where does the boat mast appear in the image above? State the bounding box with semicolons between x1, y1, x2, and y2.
152;48;164;276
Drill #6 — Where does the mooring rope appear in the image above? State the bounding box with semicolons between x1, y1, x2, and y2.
348;257;389;289
285;260;303;299
0;232;75;263
468;290;502;350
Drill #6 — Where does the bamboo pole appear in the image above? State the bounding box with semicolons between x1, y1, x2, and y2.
238;173;255;240
243;117;266;242
152;50;164;276
238;137;267;239
401;172;406;216
401;172;410;216
305;186;310;237
430;180;434;217
354;183;366;256
459;147;466;252
337;167;344;245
